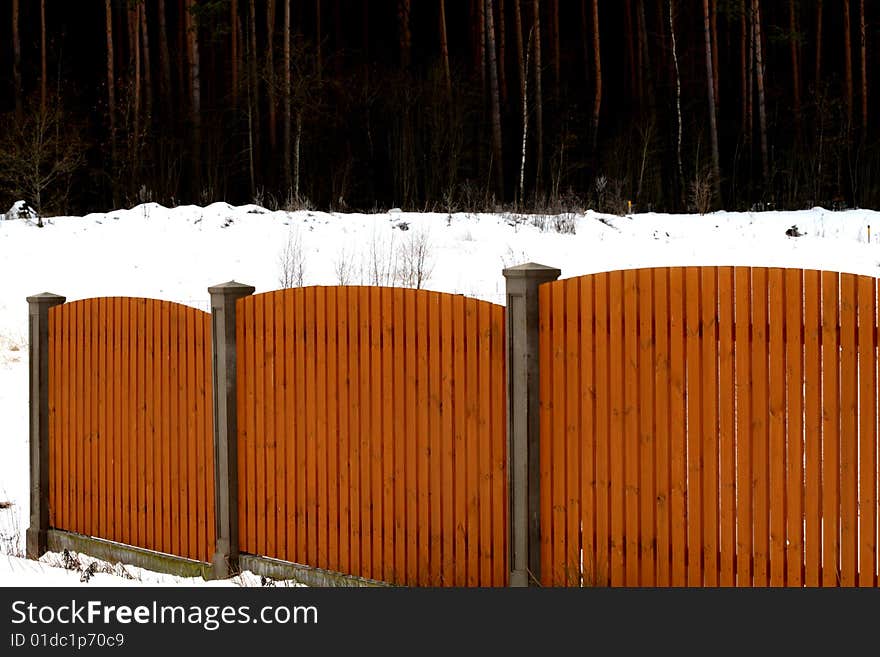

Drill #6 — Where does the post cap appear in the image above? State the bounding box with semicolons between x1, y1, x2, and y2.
208;281;256;297
26;293;66;306
502;262;562;281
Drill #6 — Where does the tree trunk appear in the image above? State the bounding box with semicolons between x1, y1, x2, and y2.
860;0;867;136
624;0;635;102
105;0;116;187
590;0;602;156
158;0;172;113
131;2;141;146
186;0;201;192
753;0;769;186
284;0;291;187
551;0;560;101
741;0;749;141
140;1;152;117
710;0;719;108
13;0;21;122
231;0;239;104
477;0;486;92
40;0;47;117
267;0;277;150
580;0;590;88
486;0;505;200
789;0;801;136
514;0;527;203
844;0;853;130
439;0;451;97
816;0;823;90
703;0;722;204
669;0;684;207
248;0;260;175
498;0;507;105
533;0;544;194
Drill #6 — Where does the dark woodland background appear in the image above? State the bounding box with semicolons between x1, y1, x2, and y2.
2;1;878;216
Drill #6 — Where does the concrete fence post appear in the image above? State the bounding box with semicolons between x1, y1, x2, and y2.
26;292;66;559
503;263;560;587
209;281;255;579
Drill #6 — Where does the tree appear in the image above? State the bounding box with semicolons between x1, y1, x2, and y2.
440;0;451;97
860;0;867;135
12;0;21;122
670;0;684;207
105;0;116;180
486;0;505;199
789;0;801;133
284;0;291;186
534;0;544;194
591;0;602;155
40;0;47;117
753;0;769;186
266;0;277;150
703;0;722;204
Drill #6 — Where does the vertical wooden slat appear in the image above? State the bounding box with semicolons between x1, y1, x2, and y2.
550;281;566;584
336;288;350;574
160;302;171;554
120;299;131;546
685;267;703;585
859;277;878;586
821;271;840;586
264;293;277;561
465;297;480;586
138;300;148;550
718;268;736;587
391;288;405;583
734;267;752;586
82;301;92;538
701;268;719;587
839;274;858;586
307;287;321;569
186;308;198;559
154;301;165;553
752;268;769;586
254;294;267;557
608;270;625;586
421;293;435;585
90;299;100;539
326;287;339;573
653;270;671;586
492;304;507;585
804;269;822;586
405;288;418;584
452;294;466;585
316;287;329;570
784;269;804;587
622;269;639;586
270;292;284;560
594;272;611;585
143;300;154;551
428;293;442;585
347;288;362;576
245;295;258;556
196;308;209;561
440;293;454;585
296;288;309;565
638;269;655;586
580;276;598;586
176;304;190;558
768;269;786;586
565;279;581;585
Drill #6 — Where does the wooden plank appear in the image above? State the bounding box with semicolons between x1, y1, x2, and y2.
90;299;99;539
580;277;598;586
593;273;611;585
768;269;786;586
245;295;258;556
254;294;267;558
391;288;405;583
82;301;92;538
347;288;362;577
859;277;878;586
367;287;382;579
684;267;702;586
701;268;719;587
718;267;736;587
752;267;769;586
186;308;199;559
734;267;753;586
296;288;309;566
550;281;566;585
784;269;804;587
264;294;277;561
142;300;154;551
271;292;286;561
325;287;339;573
452;294;466;585
638;269;655;586
839;274;858;586
316;287;329;571
465;296;479;586
427;293;442;585
400;289;412;584
176;305;189;558
195;307;208;561
120;299;131;546
100;299;109;540
307;287;321;569
653;270;671;587
160;302;171;554
280;290;294;562
803;269;822;586
669;269;687;586
335;288;350;573
492;303;507;585
419;292;433;585
440;293;455;585
565;279;581;586
137;300;148;550
608;270;625;586
821;271;840;586
623;269;640;587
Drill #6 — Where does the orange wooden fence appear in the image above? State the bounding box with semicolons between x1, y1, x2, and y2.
539;267;880;587
48;298;215;562
235;286;507;586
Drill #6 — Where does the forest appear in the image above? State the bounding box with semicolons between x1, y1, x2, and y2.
1;1;878;217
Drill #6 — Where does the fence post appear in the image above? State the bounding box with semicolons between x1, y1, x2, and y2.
26;292;66;559
503;263;560;587
209;281;255;578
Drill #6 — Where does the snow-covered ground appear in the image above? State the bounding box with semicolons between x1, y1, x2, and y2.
2;201;879;586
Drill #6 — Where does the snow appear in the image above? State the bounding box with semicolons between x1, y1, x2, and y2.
2;201;879;586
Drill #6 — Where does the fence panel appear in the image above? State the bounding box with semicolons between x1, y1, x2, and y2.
540;267;880;587
48;298;215;563
236;286;507;587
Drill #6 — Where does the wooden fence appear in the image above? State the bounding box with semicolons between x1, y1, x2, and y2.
48;298;215;563
539;267;880;587
235;287;507;586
